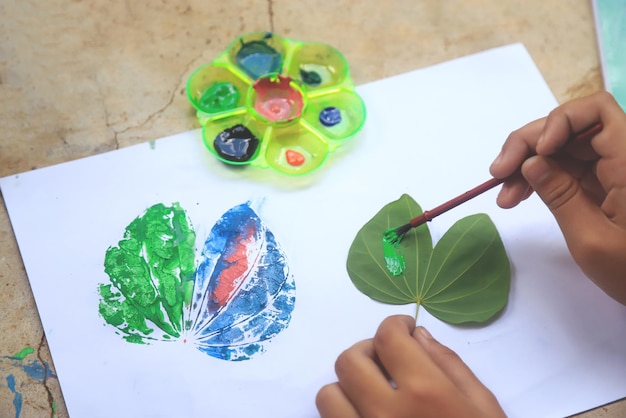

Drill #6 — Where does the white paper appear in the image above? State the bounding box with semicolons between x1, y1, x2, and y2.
2;43;625;418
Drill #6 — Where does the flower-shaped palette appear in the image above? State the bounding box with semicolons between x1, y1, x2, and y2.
186;32;366;176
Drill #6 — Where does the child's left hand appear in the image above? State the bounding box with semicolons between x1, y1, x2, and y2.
316;315;505;418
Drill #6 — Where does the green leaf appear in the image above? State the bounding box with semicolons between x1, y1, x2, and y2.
347;194;510;324
346;195;432;304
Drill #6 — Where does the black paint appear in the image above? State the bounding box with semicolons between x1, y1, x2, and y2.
213;124;260;162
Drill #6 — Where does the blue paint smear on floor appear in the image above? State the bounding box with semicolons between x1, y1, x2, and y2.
6;374;22;418
0;352;57;418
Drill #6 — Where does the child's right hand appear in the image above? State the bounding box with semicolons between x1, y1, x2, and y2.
490;91;626;305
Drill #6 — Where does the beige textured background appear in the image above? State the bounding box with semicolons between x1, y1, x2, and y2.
0;0;622;416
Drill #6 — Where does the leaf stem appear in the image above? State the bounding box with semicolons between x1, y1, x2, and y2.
414;302;421;323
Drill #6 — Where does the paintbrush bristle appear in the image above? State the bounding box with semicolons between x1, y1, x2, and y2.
382;228;400;246
383;223;411;246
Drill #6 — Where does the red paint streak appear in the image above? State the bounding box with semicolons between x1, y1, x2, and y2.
286;149;305;166
212;223;257;307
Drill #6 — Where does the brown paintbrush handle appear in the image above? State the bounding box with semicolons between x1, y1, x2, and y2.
409;177;503;227
407;122;603;229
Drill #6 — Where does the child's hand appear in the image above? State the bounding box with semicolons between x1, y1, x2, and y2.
490;91;626;304
316;315;506;418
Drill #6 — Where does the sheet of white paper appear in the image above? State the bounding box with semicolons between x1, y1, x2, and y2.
2;43;626;418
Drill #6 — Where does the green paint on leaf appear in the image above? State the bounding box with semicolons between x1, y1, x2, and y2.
347;194;510;324
382;236;405;276
100;203;197;343
11;347;34;360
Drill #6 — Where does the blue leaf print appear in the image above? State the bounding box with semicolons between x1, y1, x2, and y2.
187;202;296;361
100;201;296;361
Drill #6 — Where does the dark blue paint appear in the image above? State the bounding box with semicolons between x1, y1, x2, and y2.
319;106;342;127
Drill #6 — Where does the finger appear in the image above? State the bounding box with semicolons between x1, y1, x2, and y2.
372;315;441;389
495;172;532;208
523;154;626;303
490;118;545;179
316;383;360;418
333;339;394;412
537;91;626;157
412;327;503;413
521;155;611;245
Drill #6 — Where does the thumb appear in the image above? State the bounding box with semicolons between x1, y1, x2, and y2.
521;155;602;240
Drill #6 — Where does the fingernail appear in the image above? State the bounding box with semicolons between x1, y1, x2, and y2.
417;326;432;339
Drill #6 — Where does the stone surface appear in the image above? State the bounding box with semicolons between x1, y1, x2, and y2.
0;0;621;416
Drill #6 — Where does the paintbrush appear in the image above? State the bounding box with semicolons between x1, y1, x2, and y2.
383;123;603;246
383;177;503;245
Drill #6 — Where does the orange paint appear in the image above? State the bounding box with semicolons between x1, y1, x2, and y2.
212;223;257;306
286;149;305;166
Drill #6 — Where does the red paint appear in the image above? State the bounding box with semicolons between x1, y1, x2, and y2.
211;223;257;307
285;149;305;166
252;75;304;123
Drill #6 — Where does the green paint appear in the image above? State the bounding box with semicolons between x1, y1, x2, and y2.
199;81;240;113
11;347;34;360
100;203;197;344
382;235;405;276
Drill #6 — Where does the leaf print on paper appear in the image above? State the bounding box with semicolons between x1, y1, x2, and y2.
188;203;295;361
99;201;296;361
347;194;510;324
99;203;196;344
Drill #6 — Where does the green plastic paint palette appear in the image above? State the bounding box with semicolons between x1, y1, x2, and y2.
186;32;366;176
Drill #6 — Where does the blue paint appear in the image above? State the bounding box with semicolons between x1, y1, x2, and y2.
319;107;342;127
6;375;22;418
187;201;296;361
21;360;56;381
235;38;282;79
100;200;296;361
1;353;58;418
1;355;57;382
